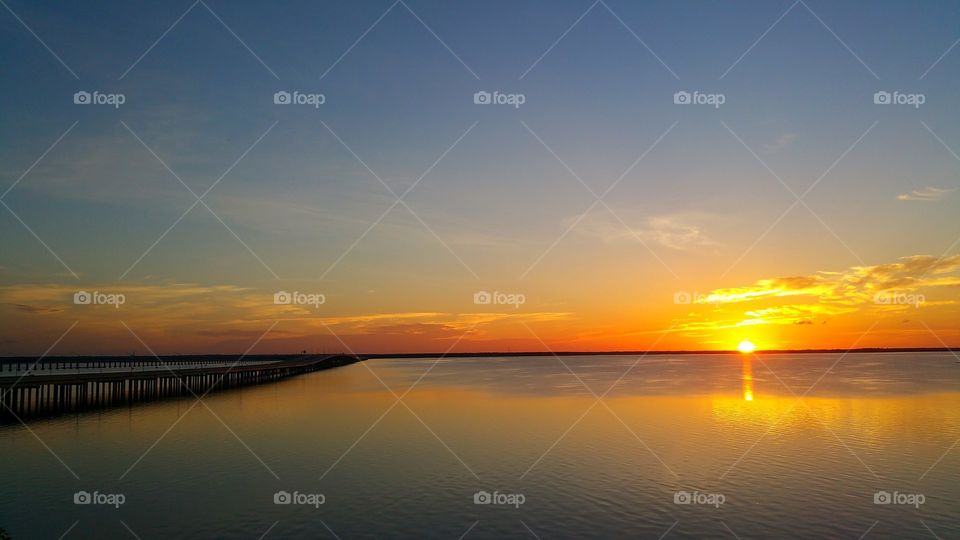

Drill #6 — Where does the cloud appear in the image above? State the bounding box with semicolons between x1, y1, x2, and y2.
897;186;955;202
673;255;960;330
704;276;828;304
763;133;798;153
13;304;64;314
709;255;960;306
0;281;574;354
847;255;960;291
572;212;721;251
314;311;573;337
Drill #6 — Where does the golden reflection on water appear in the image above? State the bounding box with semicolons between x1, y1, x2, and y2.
705;354;960;449
742;355;754;401
104;358;960;487
9;359;960;518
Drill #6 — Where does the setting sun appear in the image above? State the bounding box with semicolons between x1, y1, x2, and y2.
737;340;757;354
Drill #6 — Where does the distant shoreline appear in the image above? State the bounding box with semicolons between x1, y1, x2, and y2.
363;347;960;358
1;347;957;361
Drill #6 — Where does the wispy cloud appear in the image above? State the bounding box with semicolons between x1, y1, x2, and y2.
763;133;798;153
572;212;721;252
0;281;574;354
897;186;955;202
674;255;960;331
13;304;64;314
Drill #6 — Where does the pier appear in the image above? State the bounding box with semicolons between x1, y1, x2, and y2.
0;354;362;423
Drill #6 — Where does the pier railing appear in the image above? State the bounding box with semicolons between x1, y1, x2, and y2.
0;354;362;423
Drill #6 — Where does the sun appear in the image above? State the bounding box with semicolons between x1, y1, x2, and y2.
736;340;757;354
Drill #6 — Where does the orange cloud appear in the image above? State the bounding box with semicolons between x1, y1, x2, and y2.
672;255;960;333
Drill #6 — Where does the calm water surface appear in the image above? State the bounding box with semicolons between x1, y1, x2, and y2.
1;353;958;539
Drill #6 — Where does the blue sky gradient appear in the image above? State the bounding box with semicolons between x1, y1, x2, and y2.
2;0;959;353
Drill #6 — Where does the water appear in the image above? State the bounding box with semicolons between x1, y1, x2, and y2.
1;353;958;539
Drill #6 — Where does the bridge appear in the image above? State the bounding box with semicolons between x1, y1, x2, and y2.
0;354;363;423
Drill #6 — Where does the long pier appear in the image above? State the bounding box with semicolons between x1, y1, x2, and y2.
0;354;362;423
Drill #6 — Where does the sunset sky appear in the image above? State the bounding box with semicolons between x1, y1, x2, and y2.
2;0;958;355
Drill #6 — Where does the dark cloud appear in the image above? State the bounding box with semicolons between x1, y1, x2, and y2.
13;304;64;314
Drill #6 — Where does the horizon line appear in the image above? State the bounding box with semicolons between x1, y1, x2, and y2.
2;346;958;360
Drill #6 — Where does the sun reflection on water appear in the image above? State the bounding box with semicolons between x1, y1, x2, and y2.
742;356;754;401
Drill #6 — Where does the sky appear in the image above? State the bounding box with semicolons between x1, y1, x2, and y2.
1;0;959;355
